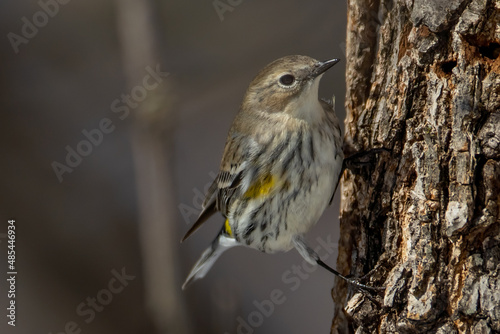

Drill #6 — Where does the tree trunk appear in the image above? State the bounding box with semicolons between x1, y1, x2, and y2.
332;0;500;333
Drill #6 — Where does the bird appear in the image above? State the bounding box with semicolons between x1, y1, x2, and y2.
181;55;375;291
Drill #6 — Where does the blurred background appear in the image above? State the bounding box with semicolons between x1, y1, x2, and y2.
0;0;348;333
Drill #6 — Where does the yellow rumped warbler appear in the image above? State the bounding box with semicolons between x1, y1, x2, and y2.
181;55;375;291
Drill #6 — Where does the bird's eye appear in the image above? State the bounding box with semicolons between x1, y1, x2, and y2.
279;74;295;86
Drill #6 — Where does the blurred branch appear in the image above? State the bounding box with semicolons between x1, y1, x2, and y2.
114;0;192;333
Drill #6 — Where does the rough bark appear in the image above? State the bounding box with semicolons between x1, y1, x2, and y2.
332;0;500;333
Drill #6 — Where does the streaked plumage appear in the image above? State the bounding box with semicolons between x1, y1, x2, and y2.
182;55;343;289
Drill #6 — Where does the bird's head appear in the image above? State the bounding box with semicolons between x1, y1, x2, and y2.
241;55;340;120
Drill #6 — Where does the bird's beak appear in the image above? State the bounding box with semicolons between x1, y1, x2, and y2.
311;58;340;78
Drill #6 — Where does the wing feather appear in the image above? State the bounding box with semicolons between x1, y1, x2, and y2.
182;132;257;241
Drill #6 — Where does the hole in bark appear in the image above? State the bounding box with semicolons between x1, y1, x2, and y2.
479;42;500;59
472;154;487;218
473;109;490;135
408;169;417;186
440;60;457;74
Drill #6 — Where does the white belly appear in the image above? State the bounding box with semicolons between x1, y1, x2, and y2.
266;135;341;252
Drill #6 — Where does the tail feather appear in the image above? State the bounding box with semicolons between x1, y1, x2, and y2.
182;234;238;290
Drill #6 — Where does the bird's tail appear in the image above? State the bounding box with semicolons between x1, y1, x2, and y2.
182;233;238;290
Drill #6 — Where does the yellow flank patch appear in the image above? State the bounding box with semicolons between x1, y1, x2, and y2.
244;174;276;199
224;218;233;237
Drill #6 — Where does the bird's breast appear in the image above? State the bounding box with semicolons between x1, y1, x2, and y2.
229;119;343;254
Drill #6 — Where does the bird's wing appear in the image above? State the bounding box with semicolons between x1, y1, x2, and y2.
181;132;256;241
181;179;218;242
